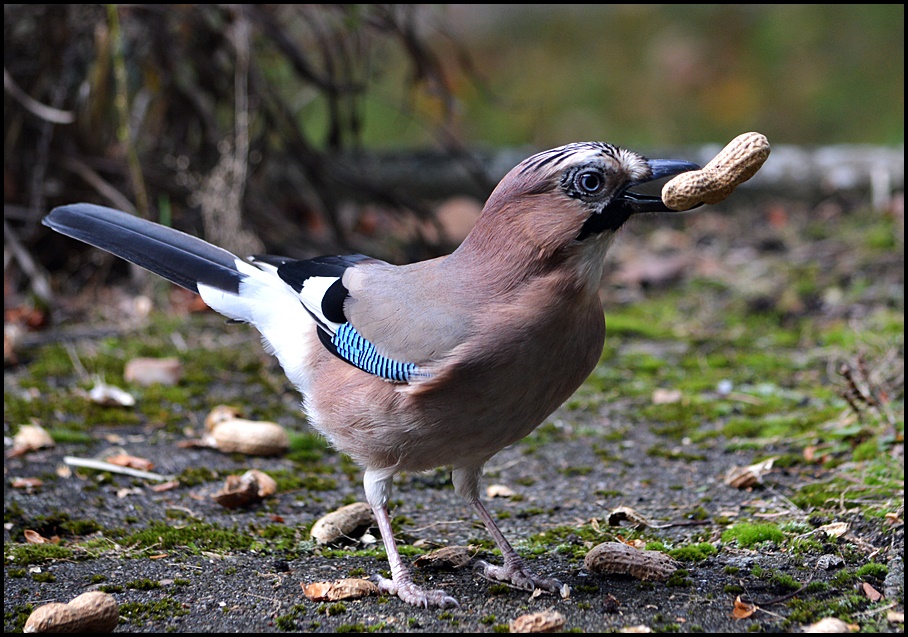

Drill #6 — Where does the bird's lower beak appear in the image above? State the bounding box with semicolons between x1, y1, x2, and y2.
620;158;701;214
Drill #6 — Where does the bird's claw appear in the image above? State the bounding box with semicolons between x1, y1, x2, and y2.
372;574;459;609
473;559;563;594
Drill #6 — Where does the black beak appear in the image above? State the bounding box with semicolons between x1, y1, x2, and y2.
578;157;701;240
619;158;701;214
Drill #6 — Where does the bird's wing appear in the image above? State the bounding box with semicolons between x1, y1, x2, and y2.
270;256;472;384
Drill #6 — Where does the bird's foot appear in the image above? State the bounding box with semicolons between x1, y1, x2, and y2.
372;574;459;609
474;559;563;594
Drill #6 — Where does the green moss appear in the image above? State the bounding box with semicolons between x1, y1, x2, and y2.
721;522;785;548
176;466;221;487
855;562;888;580
4;542;74;566
668;542;717;562
119;598;188;627
264;467;337;492
108;521;255;554
321;602;347;616
126;578;163;590
605;310;678;340
770;572;802;590
666;569;692;587
286;431;333;463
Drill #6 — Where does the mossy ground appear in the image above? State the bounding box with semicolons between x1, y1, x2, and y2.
4;200;903;632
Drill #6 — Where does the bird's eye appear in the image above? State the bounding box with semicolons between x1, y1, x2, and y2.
576;171;604;195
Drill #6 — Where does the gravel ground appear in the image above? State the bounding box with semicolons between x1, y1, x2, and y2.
5;197;904;632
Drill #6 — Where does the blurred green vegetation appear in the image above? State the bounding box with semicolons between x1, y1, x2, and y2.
3;4;903;265
358;5;904;148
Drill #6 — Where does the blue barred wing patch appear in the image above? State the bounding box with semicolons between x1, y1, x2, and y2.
318;323;428;383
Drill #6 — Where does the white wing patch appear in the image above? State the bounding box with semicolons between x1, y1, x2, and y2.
298;275;344;333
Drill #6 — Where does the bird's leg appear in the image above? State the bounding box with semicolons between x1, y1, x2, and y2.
471;498;564;594
365;471;458;608
452;466;562;594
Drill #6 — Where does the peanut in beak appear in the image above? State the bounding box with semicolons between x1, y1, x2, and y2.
662;132;771;211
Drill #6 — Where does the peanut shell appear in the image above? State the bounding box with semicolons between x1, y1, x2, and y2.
662;132;770;211
310;502;374;544
24;591;119;633
207;418;289;456
584;541;679;581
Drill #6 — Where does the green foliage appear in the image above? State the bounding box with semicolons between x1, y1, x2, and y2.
721;522;785;548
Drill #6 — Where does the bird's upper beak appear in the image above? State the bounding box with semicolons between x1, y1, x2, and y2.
619;158;701;214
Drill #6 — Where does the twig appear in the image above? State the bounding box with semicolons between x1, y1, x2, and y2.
64;456;176;482
752;574;814;606
3;218;53;303
3;67;76;124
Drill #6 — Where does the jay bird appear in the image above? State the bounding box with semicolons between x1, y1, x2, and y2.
43;142;700;608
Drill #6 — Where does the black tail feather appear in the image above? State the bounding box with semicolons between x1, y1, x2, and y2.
43;204;244;295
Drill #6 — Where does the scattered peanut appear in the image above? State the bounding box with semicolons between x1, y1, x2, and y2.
302;578;378;601
24;591;119;633
413;545;474;570
584;541;679;581
204;404;244;431
509;610;566;633
803;617;856;633
206;418;290;456
662;132;770;211
310;502;374;545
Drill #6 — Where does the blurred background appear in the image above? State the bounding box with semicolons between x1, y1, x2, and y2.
3;4;904;301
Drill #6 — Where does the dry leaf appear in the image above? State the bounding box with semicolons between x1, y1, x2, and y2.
302;578;378;601
212;469;278;508
724;457;775;489
149;480;180;492
11;477;43;490
105;454;155;472
8;424;55;457
24;529;50;544
608;505;653;528
732;595;758;619
310;502;374;545
817;522;849;538
124;356;182;386
509;610;565;633
88;380;135;407
618;625;652;633
861;582;883;602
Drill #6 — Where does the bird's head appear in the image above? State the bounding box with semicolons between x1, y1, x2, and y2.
460;142;699;263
